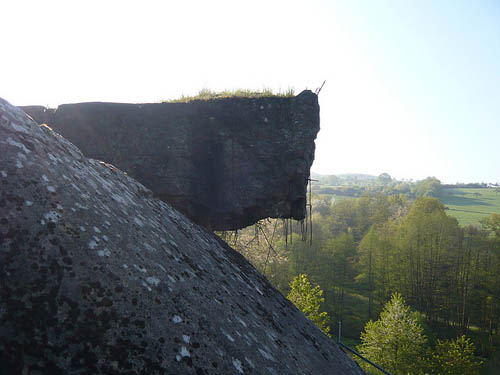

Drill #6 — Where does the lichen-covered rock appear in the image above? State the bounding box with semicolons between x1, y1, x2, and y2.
21;91;320;231
1;99;362;374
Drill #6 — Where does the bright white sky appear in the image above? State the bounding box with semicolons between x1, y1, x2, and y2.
2;0;499;183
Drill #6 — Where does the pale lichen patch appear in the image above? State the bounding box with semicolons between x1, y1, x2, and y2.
180;346;190;358
97;249;111;257
133;264;147;273
146;276;160;286
167;275;176;283
221;329;235;342
245;357;255;369
143;243;155;252
233;358;244;374
43;211;61;223
47;153;59;162
258;348;275;361
237;316;248;328
157;264;166;273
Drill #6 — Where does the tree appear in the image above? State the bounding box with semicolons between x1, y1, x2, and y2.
431;335;482;375
481;213;500;238
357;293;427;375
321;233;356;322
415;176;442;197
378;173;392;186
392;197;458;323
287;274;331;336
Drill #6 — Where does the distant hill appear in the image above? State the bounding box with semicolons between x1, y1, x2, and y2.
311;172;378;186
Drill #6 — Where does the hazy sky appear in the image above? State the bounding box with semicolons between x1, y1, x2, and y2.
2;0;499;183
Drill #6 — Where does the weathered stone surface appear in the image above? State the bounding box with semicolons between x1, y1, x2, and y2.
21;91;319;230
1;99;362;374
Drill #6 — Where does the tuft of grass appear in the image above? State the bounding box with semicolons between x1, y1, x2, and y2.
164;87;295;103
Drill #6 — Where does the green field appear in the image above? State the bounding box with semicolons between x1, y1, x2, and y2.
440;188;500;226
313;185;500;226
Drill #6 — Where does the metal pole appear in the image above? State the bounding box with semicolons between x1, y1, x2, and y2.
337;321;391;375
338;343;392;375
338;321;342;344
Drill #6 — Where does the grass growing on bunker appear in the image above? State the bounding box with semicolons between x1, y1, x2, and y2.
164;87;296;103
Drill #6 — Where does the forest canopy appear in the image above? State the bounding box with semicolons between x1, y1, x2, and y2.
220;185;500;373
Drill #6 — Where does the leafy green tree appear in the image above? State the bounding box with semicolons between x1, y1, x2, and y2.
392;197;458;322
355;193;390;237
431;335;482;375
326;198;358;237
481;213;500;238
287;274;331;336
415;176;442;197
357;293;428;375
378;173;392;185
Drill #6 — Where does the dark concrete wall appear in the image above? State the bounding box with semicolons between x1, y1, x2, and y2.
1;98;363;374
21;90;319;230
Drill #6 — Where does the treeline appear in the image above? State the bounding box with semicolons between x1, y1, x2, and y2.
313;173;499;199
221;192;500;358
313;186;365;197
312;176;444;199
442;183;490;189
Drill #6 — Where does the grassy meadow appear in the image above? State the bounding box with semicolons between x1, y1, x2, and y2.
439;188;500;226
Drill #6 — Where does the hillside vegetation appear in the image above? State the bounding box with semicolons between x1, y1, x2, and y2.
312;173;500;226
221;173;500;374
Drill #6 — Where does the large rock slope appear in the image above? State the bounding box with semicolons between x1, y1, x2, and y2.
21;91;320;231
0;99;362;374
